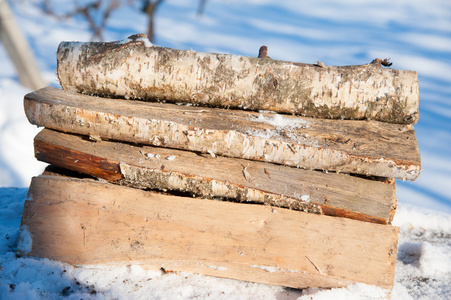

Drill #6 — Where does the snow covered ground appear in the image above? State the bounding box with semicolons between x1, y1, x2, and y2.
0;0;450;299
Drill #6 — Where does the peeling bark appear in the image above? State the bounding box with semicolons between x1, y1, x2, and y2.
34;129;397;224
57;39;419;124
24;87;421;180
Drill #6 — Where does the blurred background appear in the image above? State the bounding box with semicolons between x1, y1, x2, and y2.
1;0;450;213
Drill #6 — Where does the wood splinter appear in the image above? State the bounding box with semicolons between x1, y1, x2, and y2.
306;255;323;275
241;164;251;182
81;224;87;246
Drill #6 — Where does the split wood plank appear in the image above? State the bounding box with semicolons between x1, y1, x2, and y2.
34;128;397;224
57;38;419;124
24;87;421;180
20;175;399;289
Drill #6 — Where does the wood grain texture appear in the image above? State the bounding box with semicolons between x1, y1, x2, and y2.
24;87;421;180
34;128;397;224
20;175;399;289
57;39;419;124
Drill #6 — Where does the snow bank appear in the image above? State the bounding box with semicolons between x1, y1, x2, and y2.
391;205;451;299
0;79;46;188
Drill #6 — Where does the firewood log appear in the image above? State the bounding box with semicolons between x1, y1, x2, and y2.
57;38;419;124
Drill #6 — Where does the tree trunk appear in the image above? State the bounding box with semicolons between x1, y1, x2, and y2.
21;175;399;289
34;129;397;224
24;87;421;180
56;38;419;124
0;0;47;90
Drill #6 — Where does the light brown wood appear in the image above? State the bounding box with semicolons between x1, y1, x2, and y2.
34;128;397;224
24;87;421;180
57;39;419;124
20;175;399;289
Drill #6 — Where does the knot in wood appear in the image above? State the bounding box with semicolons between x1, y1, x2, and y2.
128;33;148;41
258;45;270;59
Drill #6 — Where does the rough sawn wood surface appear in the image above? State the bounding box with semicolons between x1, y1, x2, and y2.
24;87;421;180
34;128;397;224
21;175;399;289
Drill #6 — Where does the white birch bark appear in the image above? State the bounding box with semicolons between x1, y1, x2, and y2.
57;38;419;124
24;87;421;180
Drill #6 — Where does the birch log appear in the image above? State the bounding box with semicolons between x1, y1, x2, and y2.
57;37;419;124
24;87;421;180
20;175;399;289
34;129;397;224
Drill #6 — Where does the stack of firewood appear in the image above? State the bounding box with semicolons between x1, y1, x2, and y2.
20;35;421;291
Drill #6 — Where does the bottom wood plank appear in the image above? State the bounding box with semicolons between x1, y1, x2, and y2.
20;175;399;289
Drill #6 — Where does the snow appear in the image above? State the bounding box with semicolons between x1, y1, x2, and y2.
391;205;451;299
145;153;160;159
118;36;152;47
246;113;315;145
16;225;32;255
300;195;310;203
137;36;153;48
0;0;450;299
253;113;310;130
207;265;227;271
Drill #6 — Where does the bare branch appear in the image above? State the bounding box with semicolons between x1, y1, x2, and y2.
142;0;164;42
197;0;207;15
39;0;123;41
